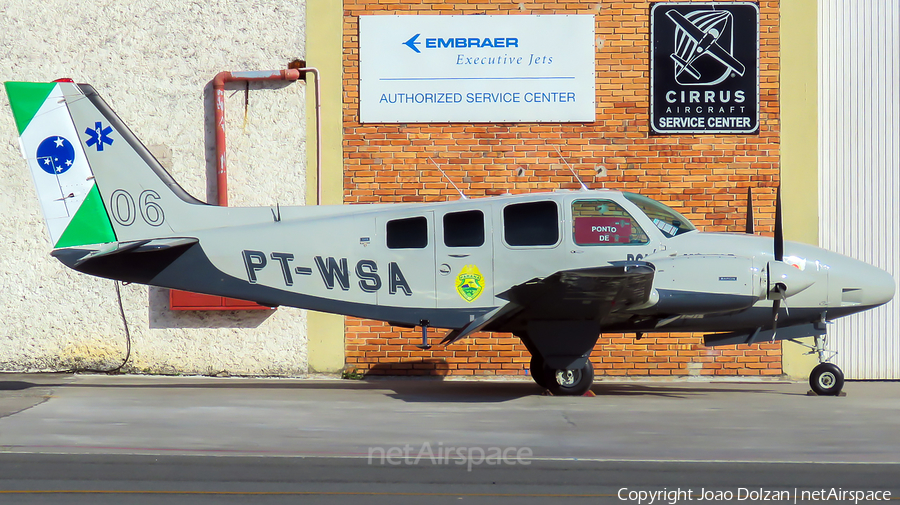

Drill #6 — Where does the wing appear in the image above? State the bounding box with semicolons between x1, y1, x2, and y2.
706;43;746;76
499;264;655;320
440;302;522;345
666;9;706;42
441;264;655;345
703;323;825;347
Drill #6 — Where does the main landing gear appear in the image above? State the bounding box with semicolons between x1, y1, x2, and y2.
518;324;600;396
791;333;844;396
529;355;594;396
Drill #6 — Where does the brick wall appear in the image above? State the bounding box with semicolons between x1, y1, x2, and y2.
343;0;782;378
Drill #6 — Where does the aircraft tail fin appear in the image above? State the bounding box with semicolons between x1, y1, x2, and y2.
670;53;701;80
6;81;117;248
5;81;203;249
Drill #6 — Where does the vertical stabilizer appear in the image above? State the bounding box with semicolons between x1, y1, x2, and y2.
7;81;205;249
5;81;116;248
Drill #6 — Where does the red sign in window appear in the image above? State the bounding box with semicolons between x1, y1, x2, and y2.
574;217;632;244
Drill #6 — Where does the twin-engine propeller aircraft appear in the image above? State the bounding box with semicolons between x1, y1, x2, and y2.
6;80;895;396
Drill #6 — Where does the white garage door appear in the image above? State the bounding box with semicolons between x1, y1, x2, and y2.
819;0;900;378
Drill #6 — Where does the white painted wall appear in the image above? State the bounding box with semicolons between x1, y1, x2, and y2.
0;0;310;374
819;0;900;379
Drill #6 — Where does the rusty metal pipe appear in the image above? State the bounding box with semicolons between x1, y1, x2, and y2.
212;67;321;206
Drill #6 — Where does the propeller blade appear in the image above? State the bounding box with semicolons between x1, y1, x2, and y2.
772;298;781;332
774;185;783;262
745;187;754;234
771;283;786;332
768;262;786;333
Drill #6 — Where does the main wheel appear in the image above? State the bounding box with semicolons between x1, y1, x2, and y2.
529;355;552;389
809;362;844;396
546;360;594;396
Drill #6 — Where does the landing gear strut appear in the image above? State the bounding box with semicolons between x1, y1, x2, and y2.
790;333;844;396
529;355;551;390
518;324;600;396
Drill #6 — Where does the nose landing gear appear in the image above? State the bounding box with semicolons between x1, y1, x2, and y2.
809;362;844;396
790;333;845;396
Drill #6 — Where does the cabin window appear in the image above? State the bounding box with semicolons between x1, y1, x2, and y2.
386;216;428;249
503;201;559;246
572;200;649;245
443;210;484;247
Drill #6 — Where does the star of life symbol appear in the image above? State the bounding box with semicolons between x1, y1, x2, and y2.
667;8;746;86
36;136;75;175
85;121;115;152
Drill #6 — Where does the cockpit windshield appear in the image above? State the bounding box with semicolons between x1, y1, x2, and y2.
623;193;696;238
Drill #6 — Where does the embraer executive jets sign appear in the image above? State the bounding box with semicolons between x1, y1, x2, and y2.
359;15;596;123
650;2;759;134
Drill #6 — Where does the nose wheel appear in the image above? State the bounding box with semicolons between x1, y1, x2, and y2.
809;362;844;396
790;333;844;396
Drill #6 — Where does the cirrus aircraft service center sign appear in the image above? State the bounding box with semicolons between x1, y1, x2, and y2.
359;15;596;123
650;2;760;134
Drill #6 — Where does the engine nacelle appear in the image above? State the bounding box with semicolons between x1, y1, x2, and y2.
635;254;764;315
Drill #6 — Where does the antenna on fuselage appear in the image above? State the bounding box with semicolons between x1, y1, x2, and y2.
428;157;468;200
554;145;589;191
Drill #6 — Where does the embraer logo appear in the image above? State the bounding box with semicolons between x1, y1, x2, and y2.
666;8;746;85
403;34;422;53
403;33;519;53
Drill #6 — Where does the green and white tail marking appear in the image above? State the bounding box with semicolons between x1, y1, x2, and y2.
6;81;116;249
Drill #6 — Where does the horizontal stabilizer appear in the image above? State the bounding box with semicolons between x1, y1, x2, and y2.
57;238;199;267
670;53;702;79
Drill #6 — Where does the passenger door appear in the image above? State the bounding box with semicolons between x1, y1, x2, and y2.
492;199;568;295
434;208;494;310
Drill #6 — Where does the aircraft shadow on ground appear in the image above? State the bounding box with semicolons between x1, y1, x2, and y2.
0;381;39;391
589;383;784;398
0;374;795;403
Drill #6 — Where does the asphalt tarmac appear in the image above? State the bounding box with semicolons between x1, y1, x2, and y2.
1;374;898;504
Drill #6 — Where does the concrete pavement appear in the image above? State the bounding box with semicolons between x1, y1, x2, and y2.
2;374;899;504
2;374;899;462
